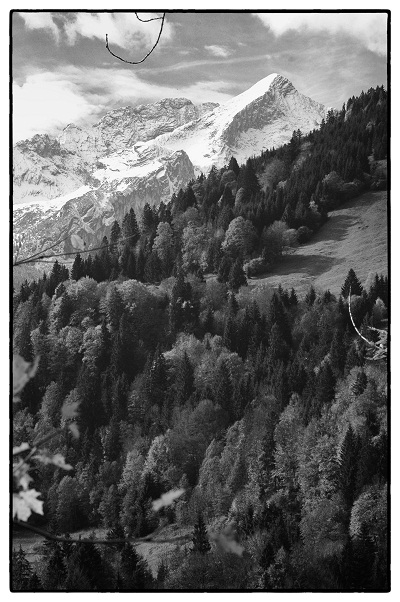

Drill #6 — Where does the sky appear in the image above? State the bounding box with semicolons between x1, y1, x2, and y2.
12;10;388;143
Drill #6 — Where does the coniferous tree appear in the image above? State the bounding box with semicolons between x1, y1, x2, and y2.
71;253;85;281
217;255;232;283
305;285;317;306
228;257;247;292
122;208;140;247
341;268;363;297
336;424;360;507
351;369;368;396
192;513;211;554
119;543;152;590
175;351;195;406
223;315;236;351
12;546;32;591
312;362;336;416
42;542;67;590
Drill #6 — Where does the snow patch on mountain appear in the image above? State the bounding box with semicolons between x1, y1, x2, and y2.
13;73;327;256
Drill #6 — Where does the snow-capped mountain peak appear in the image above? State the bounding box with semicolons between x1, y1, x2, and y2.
13;73;327;256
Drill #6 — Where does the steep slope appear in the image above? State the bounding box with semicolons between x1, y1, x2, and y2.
13;73;327;255
249;190;388;297
147;73;326;171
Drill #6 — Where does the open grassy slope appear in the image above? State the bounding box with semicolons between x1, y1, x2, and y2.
250;190;388;298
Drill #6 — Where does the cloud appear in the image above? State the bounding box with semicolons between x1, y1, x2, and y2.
63;12;172;50
18;11;173;52
205;45;232;58
254;12;387;56
18;12;60;42
13;66;234;142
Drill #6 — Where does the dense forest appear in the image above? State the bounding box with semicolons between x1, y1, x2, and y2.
12;85;388;591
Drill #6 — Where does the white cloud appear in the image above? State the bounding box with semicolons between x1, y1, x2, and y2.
255;12;387;56
18;12;60;42
18;11;173;52
63;12;172;50
13;66;233;142
13;71;100;141
205;45;232;58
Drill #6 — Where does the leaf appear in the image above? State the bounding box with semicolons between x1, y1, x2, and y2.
13;489;43;522
209;524;244;557
68;422;80;439
61;401;79;420
152;489;185;512
33;452;73;470
13;442;30;456
13;354;40;398
70;233;85;251
19;473;33;491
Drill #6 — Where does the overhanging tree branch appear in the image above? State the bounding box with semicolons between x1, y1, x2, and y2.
105;12;165;65
348;288;387;360
13;232;139;267
13;520;190;546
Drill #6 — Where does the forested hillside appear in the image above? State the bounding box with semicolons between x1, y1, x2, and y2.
12;85;388;591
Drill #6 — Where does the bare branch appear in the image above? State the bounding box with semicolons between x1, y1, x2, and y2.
13;520;190;546
13;232;138;267
134;12;162;23
105;12;165;65
348;288;387;360
348;289;379;349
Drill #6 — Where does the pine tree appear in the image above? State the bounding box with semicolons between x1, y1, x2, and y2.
71;253;85;281
228;257;247;292
289;288;298;306
227;291;239;316
110;220;122;254
336;424;360;507
122;208;140;247
223;315;236;351
305;285;316;306
119;543;152;590
192;514;211;554
217;255;232;283
12;546;32;591
175;351;194;406
341;268;363;297
228;156;240;177
214;360;233;418
351;369;368;395
312;362;336;416
42;543;67;590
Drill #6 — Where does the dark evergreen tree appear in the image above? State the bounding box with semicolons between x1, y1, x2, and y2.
119;543;152;590
341;268;363;297
122;208;140;247
191;513;211;554
311;362;337;416
228;156;240;177
217;255;232;283
351;369;368;396
12;546;32;591
228;257;247;292
336;424;360;507
305;285;317;307
175;351;195;406
42;543;67;590
71;253;85;281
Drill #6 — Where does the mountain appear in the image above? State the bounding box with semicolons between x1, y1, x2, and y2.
13;73;326;256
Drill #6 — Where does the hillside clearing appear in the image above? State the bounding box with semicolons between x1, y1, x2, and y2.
250;190;388;298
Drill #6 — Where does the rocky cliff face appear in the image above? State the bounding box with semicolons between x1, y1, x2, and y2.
13;74;326;256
